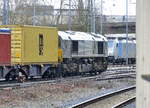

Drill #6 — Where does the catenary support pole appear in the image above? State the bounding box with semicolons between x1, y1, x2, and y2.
125;0;129;65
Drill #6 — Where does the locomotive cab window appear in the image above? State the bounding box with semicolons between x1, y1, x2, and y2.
72;41;78;54
39;34;44;56
58;37;61;48
98;42;104;54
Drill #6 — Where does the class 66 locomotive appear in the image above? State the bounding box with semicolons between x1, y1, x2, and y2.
0;25;108;82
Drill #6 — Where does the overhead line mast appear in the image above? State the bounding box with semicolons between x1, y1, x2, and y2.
87;0;96;33
3;0;9;25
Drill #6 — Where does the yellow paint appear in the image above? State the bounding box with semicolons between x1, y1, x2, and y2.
15;52;21;58
58;48;63;62
0;25;58;65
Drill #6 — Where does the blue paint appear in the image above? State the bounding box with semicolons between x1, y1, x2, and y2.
108;40;114;49
0;28;11;33
118;42;123;57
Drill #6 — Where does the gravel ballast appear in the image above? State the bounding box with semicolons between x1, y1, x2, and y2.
0;76;135;108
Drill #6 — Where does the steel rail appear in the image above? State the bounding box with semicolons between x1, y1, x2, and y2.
95;75;135;81
94;73;136;81
0;80;56;89
112;96;136;108
104;71;135;76
69;85;136;108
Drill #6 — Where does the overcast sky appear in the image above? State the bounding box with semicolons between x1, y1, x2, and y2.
103;0;136;15
51;0;136;15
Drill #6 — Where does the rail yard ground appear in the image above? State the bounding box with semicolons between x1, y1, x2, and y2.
0;66;135;108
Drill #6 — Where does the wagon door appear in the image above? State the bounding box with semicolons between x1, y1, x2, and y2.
0;30;11;65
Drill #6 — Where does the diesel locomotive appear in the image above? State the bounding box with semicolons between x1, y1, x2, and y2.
0;25;108;81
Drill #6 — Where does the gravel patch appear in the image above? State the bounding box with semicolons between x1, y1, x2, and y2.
0;76;135;108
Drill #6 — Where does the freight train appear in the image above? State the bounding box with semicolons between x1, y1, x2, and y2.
106;34;136;64
0;25;108;81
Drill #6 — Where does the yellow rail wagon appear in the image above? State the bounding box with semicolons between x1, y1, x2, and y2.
0;25;61;81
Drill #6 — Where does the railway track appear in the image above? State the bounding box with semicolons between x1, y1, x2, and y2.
67;85;136;108
87;70;136;81
112;97;136;108
95;74;135;81
107;66;135;73
0;73;135;90
84;73;135;82
0;79;57;89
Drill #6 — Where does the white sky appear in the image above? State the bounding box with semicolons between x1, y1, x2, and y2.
51;0;136;15
103;0;136;15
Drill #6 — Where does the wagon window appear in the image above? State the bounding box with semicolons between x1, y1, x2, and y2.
39;34;44;56
72;41;78;54
98;42;104;54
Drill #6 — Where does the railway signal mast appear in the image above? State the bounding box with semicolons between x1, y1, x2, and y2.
3;0;9;25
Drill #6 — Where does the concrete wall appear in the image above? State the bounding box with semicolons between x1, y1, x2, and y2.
136;0;150;108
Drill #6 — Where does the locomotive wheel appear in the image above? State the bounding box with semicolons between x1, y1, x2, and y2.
17;75;27;83
5;70;17;81
17;69;28;82
5;74;13;81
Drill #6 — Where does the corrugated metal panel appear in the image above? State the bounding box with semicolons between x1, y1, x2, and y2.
0;25;58;65
0;33;11;65
21;26;58;64
78;41;93;56
11;27;22;63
